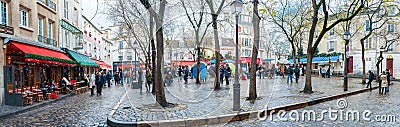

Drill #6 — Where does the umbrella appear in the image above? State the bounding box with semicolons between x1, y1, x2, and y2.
200;69;208;80
209;59;216;64
264;58;275;62
223;60;233;63
192;62;207;77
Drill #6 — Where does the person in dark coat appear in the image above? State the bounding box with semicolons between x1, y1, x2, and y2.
95;72;104;95
366;70;374;91
114;72;119;85
224;65;232;85
183;66;189;84
219;65;225;85
106;71;112;87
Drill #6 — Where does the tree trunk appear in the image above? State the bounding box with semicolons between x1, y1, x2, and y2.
196;30;201;84
155;25;168;107
361;41;366;84
150;16;156;95
303;52;313;94
212;14;221;90
248;0;259;101
291;43;297;66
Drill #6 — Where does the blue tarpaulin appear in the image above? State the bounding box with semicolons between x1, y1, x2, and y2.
288;55;341;63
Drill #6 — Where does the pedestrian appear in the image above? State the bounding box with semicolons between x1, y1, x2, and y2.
190;67;194;79
326;66;331;78
164;72;173;86
366;70;374;91
183;66;189;84
120;70;124;85
145;69;152;92
224;64;232;85
294;65;300;83
178;66;183;82
138;69;143;92
102;71;107;87
114;72;119;85
220;65;225;85
301;66;306;76
386;69;391;86
95;72;104;95
106;71;112;87
286;65;294;83
380;71;388;94
89;73;95;95
258;65;263;79
269;65;275;79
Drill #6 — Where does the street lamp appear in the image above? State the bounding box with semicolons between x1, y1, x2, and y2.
343;31;350;91
230;0;243;111
379;46;385;94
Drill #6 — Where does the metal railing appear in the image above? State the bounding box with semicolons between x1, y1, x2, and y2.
0;24;13;35
38;0;56;11
38;35;58;47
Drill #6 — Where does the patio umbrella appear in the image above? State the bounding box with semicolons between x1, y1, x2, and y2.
200;69;208;80
192;62;207;77
223;59;233;63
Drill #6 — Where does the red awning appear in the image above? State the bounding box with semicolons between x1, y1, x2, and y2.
10;42;74;66
118;64;137;69
173;61;195;66
239;57;262;64
93;60;112;69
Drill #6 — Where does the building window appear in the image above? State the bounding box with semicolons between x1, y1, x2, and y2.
118;56;123;61
180;52;184;59
127;56;132;60
328;41;335;52
48;21;53;43
329;29;334;35
388;43;394;52
0;1;7;25
388;23;395;33
119;41;123;49
64;0;69;19
20;9;28;27
365;20;371;31
188;52;193;59
38;16;43;42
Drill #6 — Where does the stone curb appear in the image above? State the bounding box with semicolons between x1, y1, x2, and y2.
0;93;74;119
107;86;380;127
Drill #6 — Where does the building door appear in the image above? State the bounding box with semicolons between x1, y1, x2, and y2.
348;56;354;73
386;56;394;75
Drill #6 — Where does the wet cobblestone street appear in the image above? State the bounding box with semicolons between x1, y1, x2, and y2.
0;85;127;126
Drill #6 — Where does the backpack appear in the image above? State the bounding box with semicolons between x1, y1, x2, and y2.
294;68;300;73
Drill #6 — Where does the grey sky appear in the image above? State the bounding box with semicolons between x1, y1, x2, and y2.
82;0;111;29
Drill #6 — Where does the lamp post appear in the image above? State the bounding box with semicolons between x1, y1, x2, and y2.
379;46;385;94
343;31;350;91
230;0;243;111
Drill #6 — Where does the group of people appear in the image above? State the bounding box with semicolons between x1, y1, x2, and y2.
177;66;190;84
366;69;392;94
219;64;232;85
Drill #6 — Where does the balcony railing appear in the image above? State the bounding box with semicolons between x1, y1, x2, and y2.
0;24;14;35
38;0;56;11
38;35;58;47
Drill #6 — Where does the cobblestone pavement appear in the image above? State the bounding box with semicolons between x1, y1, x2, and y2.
0;94;70;117
219;82;400;126
0;85;128;126
111;76;374;123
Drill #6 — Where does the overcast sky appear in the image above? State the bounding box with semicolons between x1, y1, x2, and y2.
82;0;111;29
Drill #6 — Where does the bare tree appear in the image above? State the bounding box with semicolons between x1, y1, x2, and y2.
303;0;365;94
264;0;310;67
181;0;212;84
205;0;226;90
248;0;260;101
359;1;388;83
138;0;168;107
